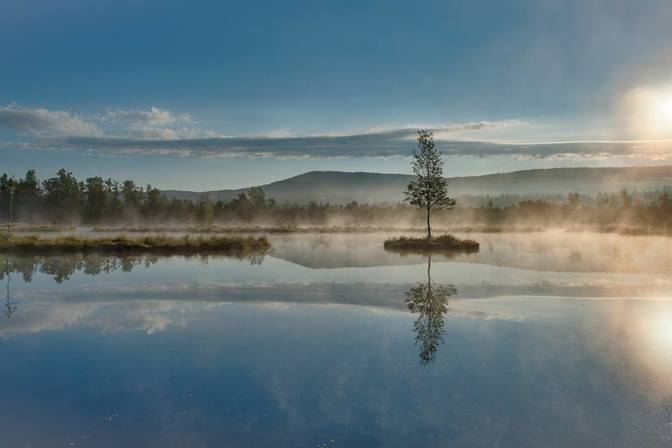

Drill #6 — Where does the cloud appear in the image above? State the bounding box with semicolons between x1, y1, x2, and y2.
1;280;525;337
0;106;530;158
2;117;531;158
101;106;188;127
98;106;210;139
0;103;100;137
2;104;672;160
0;299;213;338
32;134;672;161
0;104;216;141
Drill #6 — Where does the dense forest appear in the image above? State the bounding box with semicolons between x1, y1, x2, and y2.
1;169;672;233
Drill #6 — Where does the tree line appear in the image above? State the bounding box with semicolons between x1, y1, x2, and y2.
1;168;672;232
0;169;272;225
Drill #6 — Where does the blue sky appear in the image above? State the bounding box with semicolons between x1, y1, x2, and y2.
2;0;672;190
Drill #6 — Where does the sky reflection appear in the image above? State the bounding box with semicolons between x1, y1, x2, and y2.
1;234;672;446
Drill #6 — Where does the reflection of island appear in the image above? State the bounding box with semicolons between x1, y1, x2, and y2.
268;233;672;274
405;256;457;364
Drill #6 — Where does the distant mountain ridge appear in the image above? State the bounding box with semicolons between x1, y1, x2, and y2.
164;166;672;204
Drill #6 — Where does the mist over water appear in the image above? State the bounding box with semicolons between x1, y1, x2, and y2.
1;232;672;447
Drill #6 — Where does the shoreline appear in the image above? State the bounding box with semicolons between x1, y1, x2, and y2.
0;235;272;256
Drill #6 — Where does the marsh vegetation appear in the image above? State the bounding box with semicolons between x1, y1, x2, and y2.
384;235;480;254
0;234;271;256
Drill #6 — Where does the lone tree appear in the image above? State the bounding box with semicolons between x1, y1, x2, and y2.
404;129;456;239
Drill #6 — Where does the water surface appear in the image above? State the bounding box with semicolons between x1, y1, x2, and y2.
2;232;672;447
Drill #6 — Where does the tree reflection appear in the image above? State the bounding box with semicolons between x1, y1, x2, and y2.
0;254;161;283
4;258;17;319
0;253;265;283
405;255;457;364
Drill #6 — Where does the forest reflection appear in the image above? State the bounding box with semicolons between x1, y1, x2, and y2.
0;253;265;284
1;254;162;284
405;255;457;364
4;258;17;319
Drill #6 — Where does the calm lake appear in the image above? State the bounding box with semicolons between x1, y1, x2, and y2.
2;231;672;447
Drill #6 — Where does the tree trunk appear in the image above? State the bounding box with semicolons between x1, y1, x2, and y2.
427;255;432;284
426;207;431;240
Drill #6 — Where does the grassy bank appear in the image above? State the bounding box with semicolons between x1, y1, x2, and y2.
2;224;76;233
384;235;480;254
0;234;271;255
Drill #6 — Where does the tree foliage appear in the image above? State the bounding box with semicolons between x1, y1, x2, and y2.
404;130;456;238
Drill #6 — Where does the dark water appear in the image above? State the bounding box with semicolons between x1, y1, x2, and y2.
2;232;672;447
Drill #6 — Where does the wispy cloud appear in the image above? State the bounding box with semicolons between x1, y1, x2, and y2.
0;104;219;141
100;106;188;127
33;134;672;161
2;104;672;160
97;106;216;139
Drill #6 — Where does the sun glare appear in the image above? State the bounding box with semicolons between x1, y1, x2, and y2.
648;311;672;352
653;93;672;123
623;84;672;139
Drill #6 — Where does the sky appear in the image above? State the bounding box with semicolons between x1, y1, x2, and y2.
2;0;672;190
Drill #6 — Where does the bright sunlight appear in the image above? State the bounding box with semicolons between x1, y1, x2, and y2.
624;83;672;139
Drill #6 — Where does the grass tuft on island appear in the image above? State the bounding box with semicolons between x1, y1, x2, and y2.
0;234;271;256
384;234;480;254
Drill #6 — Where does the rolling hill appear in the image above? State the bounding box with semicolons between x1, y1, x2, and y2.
164;166;672;204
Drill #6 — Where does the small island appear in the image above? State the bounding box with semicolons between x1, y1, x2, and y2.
384;234;479;254
0;234;272;256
